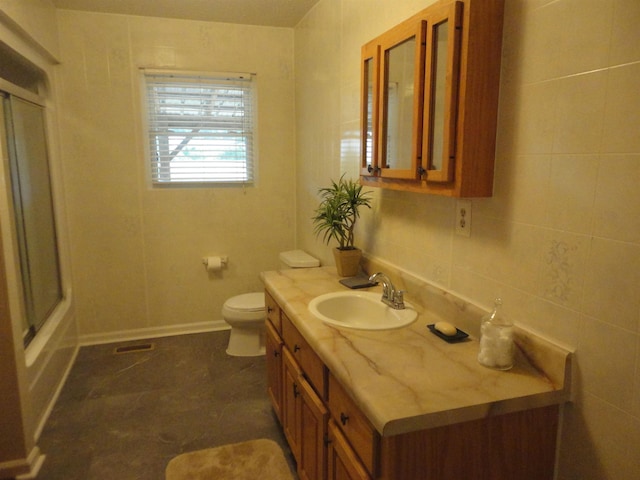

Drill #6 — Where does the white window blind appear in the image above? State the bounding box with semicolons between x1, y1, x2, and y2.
144;72;255;184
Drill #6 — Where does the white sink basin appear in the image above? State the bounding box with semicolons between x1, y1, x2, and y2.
308;291;418;330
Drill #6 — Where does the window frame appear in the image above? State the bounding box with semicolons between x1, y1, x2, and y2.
142;69;257;187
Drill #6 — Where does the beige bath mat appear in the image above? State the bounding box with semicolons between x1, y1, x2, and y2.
165;438;294;480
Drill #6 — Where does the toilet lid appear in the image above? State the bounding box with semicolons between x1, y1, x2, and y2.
280;249;320;268
225;293;265;312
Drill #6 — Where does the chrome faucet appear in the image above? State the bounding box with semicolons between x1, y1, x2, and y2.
368;272;405;310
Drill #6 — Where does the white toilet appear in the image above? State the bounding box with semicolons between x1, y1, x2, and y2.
222;250;319;357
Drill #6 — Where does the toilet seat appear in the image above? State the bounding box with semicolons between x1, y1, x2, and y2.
223;293;265;324
224;292;265;312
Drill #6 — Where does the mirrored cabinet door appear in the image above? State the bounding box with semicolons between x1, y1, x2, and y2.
421;1;463;183
360;0;503;197
360;42;379;176
378;18;425;180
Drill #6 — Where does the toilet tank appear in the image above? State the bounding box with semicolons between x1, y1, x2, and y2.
279;250;320;268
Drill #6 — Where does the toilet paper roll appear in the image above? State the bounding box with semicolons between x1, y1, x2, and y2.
205;256;223;272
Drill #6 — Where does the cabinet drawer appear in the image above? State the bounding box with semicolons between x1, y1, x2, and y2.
281;312;326;399
328;373;378;476
265;290;281;333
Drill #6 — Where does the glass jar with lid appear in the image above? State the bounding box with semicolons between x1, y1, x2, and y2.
477;298;514;370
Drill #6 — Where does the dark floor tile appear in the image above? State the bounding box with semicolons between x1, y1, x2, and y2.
37;331;297;479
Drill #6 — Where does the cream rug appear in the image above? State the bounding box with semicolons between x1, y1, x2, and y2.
165;438;294;480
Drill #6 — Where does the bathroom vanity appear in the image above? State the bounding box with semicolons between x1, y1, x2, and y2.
262;267;571;480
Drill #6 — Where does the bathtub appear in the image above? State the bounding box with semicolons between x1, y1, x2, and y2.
24;290;78;441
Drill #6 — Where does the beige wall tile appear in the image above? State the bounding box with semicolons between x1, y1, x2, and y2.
452;215;545;293
559;393;640;480
577;316;637;409
602;62;640;153
633;334;640;419
558;0;614;77
610;0;640;66
503;154;551;225
582;237;640;332
546;154;599;233
592;154;640;243
552;70;608;154
526;299;582;349
514;0;614;83
511;81;559;154
516;0;570;83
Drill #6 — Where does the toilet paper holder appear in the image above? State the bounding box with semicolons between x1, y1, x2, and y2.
202;255;229;270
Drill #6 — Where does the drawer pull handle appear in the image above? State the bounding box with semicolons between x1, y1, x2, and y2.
294;344;301;352
267;306;273;313
340;412;349;426
293;383;300;398
273;350;280;357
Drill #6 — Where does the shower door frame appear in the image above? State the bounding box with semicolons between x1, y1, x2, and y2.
0;80;63;347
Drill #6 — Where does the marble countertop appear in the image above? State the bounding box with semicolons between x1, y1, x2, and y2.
261;266;571;437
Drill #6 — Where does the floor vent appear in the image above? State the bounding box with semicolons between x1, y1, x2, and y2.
113;343;155;355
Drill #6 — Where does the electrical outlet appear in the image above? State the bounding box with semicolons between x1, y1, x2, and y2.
455;200;472;237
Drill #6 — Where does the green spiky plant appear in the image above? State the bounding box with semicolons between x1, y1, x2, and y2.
312;175;372;250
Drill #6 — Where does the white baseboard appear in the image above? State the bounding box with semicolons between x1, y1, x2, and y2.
78;320;230;347
15;450;45;480
0;446;45;480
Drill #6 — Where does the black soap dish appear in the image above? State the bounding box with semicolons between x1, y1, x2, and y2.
427;324;469;343
339;274;377;289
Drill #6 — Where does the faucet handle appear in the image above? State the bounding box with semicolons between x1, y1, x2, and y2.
393;290;406;309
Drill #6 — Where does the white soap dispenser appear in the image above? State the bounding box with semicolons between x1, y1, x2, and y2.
478;298;514;370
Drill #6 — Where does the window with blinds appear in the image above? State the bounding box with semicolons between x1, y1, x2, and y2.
143;71;256;184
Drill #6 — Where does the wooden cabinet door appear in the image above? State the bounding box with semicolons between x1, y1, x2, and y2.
284;346;329;480
421;0;463;183
265;319;283;422
283;348;303;460
327;420;372;480
377;16;426;180
327;374;378;475
298;376;329;480
360;41;380;177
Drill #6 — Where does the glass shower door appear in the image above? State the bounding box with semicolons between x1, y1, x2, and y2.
2;93;62;345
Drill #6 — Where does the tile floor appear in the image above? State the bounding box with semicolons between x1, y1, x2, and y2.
37;330;297;479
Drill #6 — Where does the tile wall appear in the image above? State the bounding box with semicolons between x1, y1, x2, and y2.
295;0;640;478
55;11;297;340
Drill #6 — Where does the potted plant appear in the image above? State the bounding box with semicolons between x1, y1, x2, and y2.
312;175;373;277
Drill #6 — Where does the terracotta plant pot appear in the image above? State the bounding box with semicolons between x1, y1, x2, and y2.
333;247;362;277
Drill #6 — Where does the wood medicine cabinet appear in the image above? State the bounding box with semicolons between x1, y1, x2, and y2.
360;0;505;197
